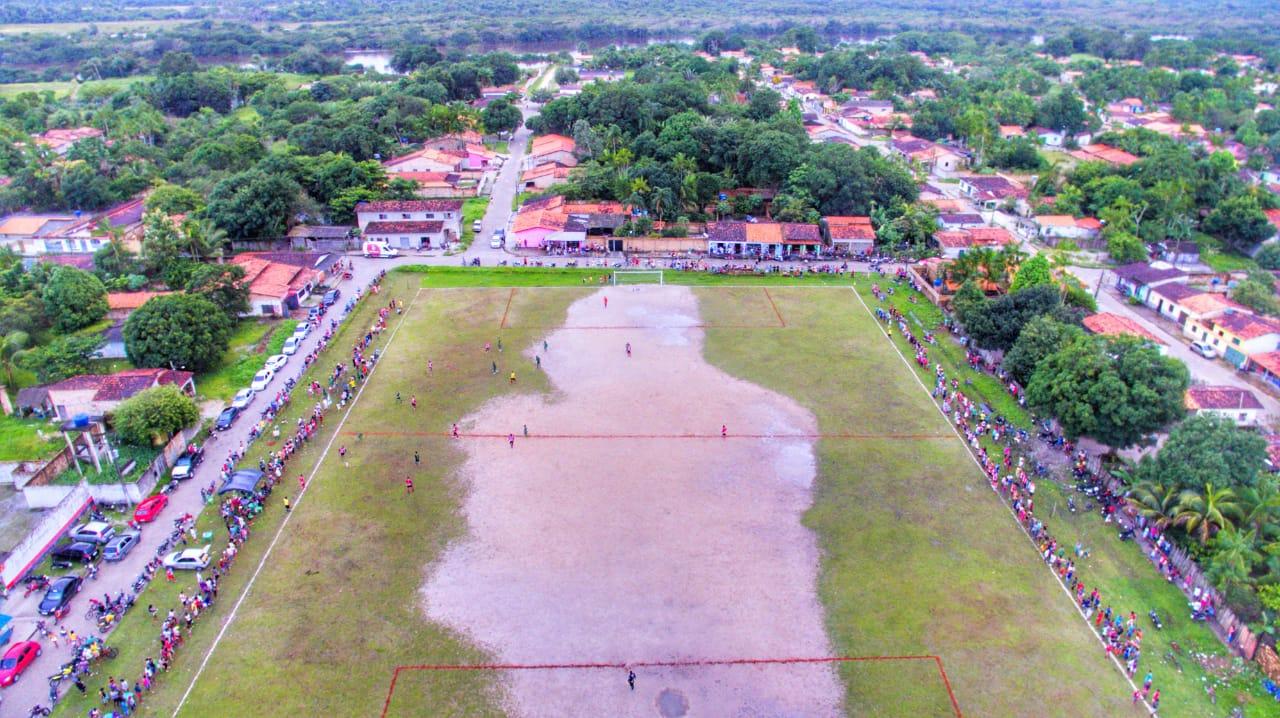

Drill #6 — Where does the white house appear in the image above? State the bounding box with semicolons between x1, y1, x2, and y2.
362;221;451;250
1185;385;1263;426
355;199;462;242
1034;215;1103;243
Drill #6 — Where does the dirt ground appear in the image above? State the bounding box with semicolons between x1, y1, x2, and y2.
422;285;844;717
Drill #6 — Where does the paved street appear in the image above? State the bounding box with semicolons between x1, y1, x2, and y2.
0;255;406;715
1069;265;1280;421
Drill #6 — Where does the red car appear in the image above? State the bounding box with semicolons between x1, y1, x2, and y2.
133;494;169;523
0;641;40;686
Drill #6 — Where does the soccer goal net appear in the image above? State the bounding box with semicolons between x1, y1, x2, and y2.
612;270;664;285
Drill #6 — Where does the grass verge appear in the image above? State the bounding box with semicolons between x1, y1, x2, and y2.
196;319;296;401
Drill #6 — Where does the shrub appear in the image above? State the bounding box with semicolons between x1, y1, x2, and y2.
112;385;199;447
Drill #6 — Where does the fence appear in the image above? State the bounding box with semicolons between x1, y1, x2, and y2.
0;483;91;589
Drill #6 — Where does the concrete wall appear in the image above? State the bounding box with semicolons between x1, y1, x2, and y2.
1;484;91;588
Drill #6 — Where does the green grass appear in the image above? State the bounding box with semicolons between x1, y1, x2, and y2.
0;413;60;461
512;190;535;210
50;272;1267;717
196;319;296;401
487;140;510;154
48;277;567;718
846;274;1272;716
49;442;158;486
1200;250;1257;273
407;265;861;287
460;196;491;249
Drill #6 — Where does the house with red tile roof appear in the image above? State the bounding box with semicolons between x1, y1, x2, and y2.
355;199;462;244
1185;385;1263;425
1187;309;1280;367
230;255;323;317
1034;215;1102;244
1265;209;1280;242
958;175;1028;210
1069;143;1140;167
383;147;466;173
1082;312;1166;347
32;127;104;156
106;291;174;319
824;216;876;255
33;368;195;421
520;162;575;190
524;134;578;170
706;221;823;258
931;227;1016;258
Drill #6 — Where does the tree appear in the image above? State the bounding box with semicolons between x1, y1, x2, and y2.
1035;88;1087;133
1138;414;1267;492
145;183;204;215
123;294;231;373
179;218;228;262
1009;254;1052;293
140;210;183;278
1256;243;1280;271
1128;480;1181;531
950;280;986;327
960;284;1063;351
186;264;248;318
1205;526;1263;587
1003;315;1082;386
206;169;302;241
112;384;199;447
1106;231;1148;264
1203;194;1274;254
0;330;29;388
41;266;107;332
1175;483;1241;545
746;88;782;121
16;334;101;383
481;99;522;135
1027;335;1189;449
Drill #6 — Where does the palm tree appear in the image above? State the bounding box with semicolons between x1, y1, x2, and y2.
1174;483;1241;545
1205;526;1262;587
1239;478;1280;539
181;218;228;262
1128;480;1180;530
0;331;30;388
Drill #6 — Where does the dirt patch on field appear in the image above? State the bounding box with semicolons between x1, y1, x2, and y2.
422;285;842;717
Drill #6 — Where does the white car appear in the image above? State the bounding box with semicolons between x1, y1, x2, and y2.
489;233;504;249
292;323;310;339
250;368;274;392
162;545;210;570
282;336;302;356
230;388;255;410
1190;341;1217;359
69;521;117;545
264;355;287;373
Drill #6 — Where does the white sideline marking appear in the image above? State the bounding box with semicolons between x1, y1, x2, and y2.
847;287;1154;716
172;287;423;717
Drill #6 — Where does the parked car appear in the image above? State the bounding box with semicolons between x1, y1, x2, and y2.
171;445;203;480
489;236;504;249
264;354;287;373
291;323;310;340
214;406;239;431
0;640;40;686
38;574;82;616
472;219;482;233
322;289;340;306
250;368;274;392
69;521;116;545
162;545;211;571
50;542;99;565
362;241;399;258
1190;341;1217;359
281;336;302;356
231;388;255;411
102;530;141;561
133;495;168;523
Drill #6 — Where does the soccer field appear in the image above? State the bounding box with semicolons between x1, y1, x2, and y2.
161;275;1133;717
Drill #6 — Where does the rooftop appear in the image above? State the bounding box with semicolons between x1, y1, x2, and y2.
1081;312;1164;344
363;220;445;235
1112;262;1187;286
355;199;463;213
46;368;193;402
1185;385;1264;411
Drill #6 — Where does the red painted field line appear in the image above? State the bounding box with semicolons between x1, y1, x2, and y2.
382;655;960;718
498;287;515;329
763;287;786;327
343;431;955;440
933;654;963;718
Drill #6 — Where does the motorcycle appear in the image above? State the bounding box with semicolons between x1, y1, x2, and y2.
23;575;50;597
1149;609;1164;629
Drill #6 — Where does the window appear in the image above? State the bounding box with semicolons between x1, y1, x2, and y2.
378;214;387;220
402;213;411;219
1232;338;1241;346
426;213;435;219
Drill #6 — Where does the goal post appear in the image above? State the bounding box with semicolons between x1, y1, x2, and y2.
611;270;664;285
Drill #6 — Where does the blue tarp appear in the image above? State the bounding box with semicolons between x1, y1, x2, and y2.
218;469;265;495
